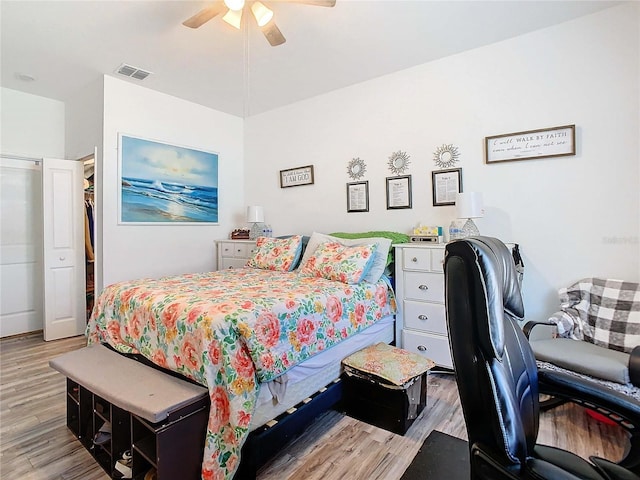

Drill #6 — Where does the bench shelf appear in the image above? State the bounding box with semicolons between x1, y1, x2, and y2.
130;408;208;480
66;380;130;477
64;374;208;480
53;345;209;480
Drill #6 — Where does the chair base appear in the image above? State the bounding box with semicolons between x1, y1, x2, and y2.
539;394;568;412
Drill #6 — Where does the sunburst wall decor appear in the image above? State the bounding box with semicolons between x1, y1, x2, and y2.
433;144;460;168
347;157;367;180
388;150;410;175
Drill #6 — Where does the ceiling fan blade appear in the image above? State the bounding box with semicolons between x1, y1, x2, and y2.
261;22;286;46
284;0;336;6
182;2;226;28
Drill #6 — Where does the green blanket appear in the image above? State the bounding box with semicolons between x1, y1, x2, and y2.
329;231;410;267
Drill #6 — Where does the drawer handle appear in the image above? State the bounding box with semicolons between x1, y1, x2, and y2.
418;284;429;291
418;314;428;321
417;345;427;352
412;257;418;263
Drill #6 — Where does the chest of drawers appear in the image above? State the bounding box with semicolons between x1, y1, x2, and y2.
216;239;257;270
394;242;517;369
394;243;452;369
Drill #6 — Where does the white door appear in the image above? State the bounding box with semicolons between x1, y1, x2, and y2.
42;158;85;341
0;157;43;337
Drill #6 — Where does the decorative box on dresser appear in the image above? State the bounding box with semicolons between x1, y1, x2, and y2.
216;239;257;269
394;243;452;369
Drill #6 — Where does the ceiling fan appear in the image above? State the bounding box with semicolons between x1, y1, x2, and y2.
182;0;336;47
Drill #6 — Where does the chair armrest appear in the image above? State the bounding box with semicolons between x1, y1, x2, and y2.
537;368;640;428
523;321;555;340
630;345;640;387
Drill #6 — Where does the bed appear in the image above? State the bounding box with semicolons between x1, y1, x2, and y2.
86;232;402;480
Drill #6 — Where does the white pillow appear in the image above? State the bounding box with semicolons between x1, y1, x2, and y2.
298;232;392;283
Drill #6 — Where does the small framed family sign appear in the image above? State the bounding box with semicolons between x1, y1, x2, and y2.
280;165;315;188
485;124;575;164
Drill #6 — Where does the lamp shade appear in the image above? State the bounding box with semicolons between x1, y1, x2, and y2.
456;192;484;219
247;206;264;223
224;0;245;11
251;1;273;27
223;9;243;29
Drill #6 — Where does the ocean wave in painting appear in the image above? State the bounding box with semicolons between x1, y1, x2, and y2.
121;177;218;223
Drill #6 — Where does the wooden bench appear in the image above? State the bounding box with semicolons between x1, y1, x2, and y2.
50;343;209;480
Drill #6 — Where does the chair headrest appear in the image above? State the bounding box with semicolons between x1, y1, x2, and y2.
446;237;525;358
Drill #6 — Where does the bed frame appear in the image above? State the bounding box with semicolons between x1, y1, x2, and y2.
235;378;344;478
121;346;350;479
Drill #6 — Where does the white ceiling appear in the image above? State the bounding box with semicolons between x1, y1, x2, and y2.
1;0;621;118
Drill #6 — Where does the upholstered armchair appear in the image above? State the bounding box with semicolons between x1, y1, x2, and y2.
522;278;640;472
444;238;640;479
524;278;640;389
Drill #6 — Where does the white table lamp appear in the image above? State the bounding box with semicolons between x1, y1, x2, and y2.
456;192;484;238
247;206;265;239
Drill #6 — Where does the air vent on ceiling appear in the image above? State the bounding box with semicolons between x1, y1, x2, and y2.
115;63;152;81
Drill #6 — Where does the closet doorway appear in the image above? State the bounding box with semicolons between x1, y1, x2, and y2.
82;155;95;323
0;156;88;340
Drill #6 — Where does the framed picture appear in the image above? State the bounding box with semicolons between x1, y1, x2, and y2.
432;168;462;206
346;181;369;213
280;165;314;188
386;175;412;210
118;134;219;224
485;124;575;164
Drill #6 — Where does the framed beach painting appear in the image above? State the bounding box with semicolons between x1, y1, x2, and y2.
118;134;219;224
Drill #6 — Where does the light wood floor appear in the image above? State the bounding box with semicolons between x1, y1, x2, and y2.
0;333;627;480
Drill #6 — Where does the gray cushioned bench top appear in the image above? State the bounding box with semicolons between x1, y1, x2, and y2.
50;343;208;424
531;338;630;385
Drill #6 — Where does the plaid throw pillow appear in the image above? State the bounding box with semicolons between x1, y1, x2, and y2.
557;278;640;354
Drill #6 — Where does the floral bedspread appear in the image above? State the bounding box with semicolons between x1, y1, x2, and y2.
86;268;396;480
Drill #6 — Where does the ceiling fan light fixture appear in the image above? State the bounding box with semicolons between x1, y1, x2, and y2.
251;2;273;27
222;8;243;29
224;0;245;11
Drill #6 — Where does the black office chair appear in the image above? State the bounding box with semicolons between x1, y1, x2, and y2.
444;237;640;480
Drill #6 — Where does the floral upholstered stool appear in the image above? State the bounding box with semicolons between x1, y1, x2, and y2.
341;342;435;435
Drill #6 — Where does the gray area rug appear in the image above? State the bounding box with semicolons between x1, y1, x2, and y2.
400;430;469;480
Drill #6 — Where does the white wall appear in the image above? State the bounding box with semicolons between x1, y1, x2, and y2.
101;76;244;287
245;3;640;322
65;78;105;293
65;78;103;161
1;87;65;158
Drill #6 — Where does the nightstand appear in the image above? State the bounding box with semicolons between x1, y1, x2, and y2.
215;239;257;270
394;244;451;369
